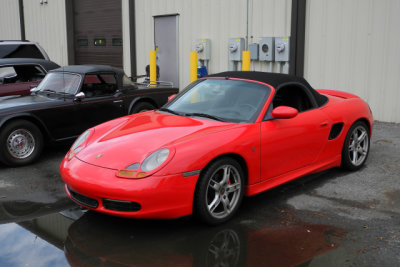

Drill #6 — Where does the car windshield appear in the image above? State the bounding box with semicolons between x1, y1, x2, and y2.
37;72;81;95
163;79;271;123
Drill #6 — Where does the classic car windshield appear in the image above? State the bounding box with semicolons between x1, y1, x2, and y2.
37;73;81;95
164;79;271;123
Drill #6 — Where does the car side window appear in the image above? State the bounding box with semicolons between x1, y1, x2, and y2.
81;73;118;98
264;84;314;120
273;85;313;112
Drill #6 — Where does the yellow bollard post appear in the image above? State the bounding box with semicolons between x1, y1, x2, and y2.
150;50;157;87
242;51;250;71
190;52;198;103
190;51;197;83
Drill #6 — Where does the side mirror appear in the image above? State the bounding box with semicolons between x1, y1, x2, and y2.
75;92;85;100
271;106;298;119
168;94;176;101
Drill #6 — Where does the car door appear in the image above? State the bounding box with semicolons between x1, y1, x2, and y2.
260;86;331;181
74;73;125;131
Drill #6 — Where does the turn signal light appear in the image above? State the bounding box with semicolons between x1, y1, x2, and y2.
116;170;137;178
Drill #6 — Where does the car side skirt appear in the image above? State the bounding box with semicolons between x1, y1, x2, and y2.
245;155;341;196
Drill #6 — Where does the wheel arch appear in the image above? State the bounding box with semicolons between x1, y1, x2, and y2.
128;97;158;114
355;118;372;136
0;114;51;141
199;153;249;186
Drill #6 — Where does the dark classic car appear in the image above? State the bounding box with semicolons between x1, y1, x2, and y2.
0;65;178;166
0;58;60;97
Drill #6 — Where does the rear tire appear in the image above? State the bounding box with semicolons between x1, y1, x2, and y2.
341;121;370;171
194;158;244;225
130;102;155;114
0;120;43;166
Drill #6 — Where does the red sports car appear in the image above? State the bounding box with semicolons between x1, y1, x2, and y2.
60;71;373;224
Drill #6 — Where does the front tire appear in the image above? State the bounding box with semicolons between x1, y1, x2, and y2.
341;121;370;171
194;158;245;225
0;120;43;166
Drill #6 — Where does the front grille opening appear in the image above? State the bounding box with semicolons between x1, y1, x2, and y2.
68;187;99;209
102;198;141;212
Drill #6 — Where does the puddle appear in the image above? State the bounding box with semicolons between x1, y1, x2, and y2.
0;202;345;267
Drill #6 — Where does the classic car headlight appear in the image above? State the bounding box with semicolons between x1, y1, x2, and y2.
141;148;170;172
67;129;92;160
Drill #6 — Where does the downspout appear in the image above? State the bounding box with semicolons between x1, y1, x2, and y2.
18;0;25;40
289;0;307;77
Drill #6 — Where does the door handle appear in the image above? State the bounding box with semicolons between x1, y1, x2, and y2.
320;121;329;127
113;100;123;103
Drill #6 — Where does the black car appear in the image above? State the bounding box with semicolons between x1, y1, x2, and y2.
0;65;178;166
0;58;60;96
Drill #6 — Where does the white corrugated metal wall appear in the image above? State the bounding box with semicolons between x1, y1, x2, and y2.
22;0;69;66
122;0;132;77
134;0;291;89
0;0;21;39
304;0;400;123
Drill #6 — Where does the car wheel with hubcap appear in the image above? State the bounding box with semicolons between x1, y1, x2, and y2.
194;158;244;224
0;120;43;166
341;121;370;171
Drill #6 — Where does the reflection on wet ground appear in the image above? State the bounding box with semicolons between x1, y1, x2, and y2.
0;122;399;266
64;212;344;267
0;204;344;267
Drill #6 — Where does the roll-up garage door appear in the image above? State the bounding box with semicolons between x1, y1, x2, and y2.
73;0;122;68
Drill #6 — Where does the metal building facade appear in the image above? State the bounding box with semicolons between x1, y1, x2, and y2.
134;0;292;88
304;0;400;123
22;1;69;66
0;0;21;40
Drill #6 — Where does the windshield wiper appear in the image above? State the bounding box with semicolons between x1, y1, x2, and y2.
185;112;226;122
159;108;183;116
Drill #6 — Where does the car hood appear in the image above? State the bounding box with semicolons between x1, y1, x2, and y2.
76;111;239;170
0;94;61;112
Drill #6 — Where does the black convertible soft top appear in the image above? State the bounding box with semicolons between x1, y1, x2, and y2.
51;65;124;75
207;71;327;107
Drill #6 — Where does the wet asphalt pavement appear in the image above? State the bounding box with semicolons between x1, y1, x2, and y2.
0;121;399;267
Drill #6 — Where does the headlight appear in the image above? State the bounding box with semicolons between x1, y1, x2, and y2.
141;148;170;172
67;129;91;160
72;130;91;150
116;148;174;179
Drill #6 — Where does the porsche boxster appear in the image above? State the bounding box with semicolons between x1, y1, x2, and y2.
60;71;373;224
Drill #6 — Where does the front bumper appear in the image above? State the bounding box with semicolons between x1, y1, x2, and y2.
60;157;199;219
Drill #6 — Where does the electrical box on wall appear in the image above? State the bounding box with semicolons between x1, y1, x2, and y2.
259;37;275;61
195;39;211;60
228;38;244;61
248;43;259;60
274;37;290;62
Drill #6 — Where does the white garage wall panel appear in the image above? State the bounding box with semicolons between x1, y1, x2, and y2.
0;0;21;39
134;0;291;89
122;0;132;77
304;0;400;123
22;0;68;66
